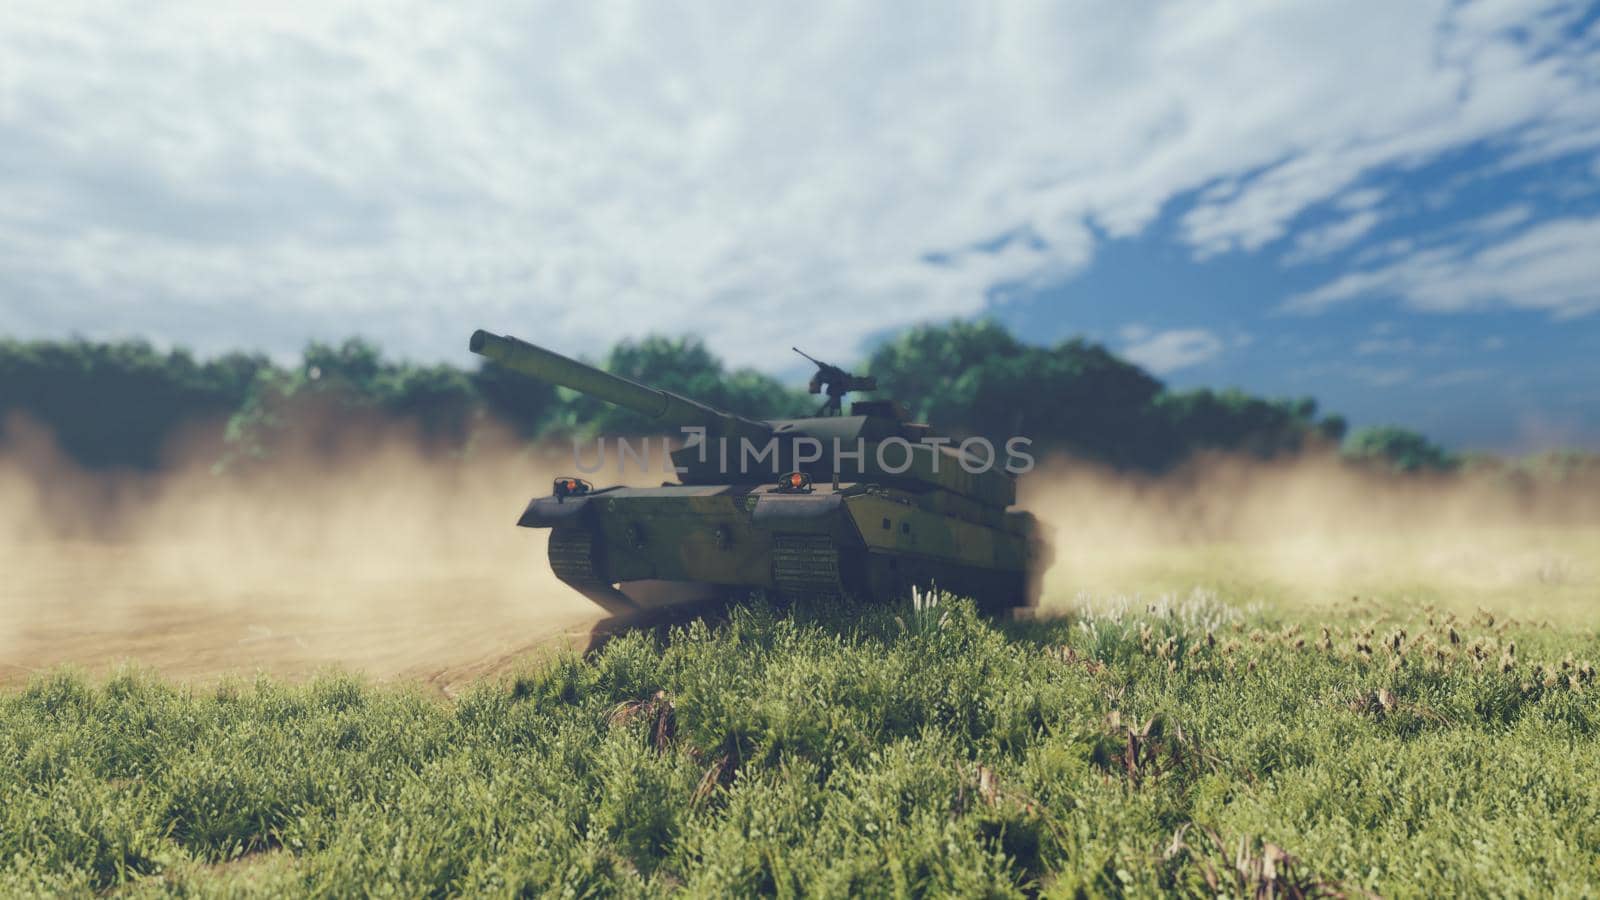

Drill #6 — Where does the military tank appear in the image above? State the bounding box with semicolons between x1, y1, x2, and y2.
470;329;1050;617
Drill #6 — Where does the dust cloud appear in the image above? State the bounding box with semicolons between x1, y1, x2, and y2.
4;418;1597;691
0;418;604;692
1023;453;1600;625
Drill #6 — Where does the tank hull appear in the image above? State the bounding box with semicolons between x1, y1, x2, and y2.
518;483;1045;615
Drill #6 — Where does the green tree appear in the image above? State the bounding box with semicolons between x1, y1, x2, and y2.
5;326;1470;478
1155;390;1332;461
864;319;1026;423
0;338;273;469
470;363;559;438
564;336;809;435
868;322;1167;467
866;320;1356;470
223;338;482;464
1343;426;1458;473
1317;414;1349;443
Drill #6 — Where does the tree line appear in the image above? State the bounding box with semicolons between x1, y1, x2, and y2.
0;321;1516;475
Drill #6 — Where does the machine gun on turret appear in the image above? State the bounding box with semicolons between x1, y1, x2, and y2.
793;347;877;416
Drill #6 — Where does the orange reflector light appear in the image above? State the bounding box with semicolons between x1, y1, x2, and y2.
552;476;593;502
775;470;813;493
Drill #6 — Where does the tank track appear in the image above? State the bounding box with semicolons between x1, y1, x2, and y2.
549;528;604;582
547;528;636;615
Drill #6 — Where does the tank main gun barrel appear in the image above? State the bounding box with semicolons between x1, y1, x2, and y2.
469;329;772;441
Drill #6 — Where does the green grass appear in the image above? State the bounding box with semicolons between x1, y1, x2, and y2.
3;592;1598;897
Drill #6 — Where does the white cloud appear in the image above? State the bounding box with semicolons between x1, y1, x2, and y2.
1283;209;1384;264
1334;188;1387;212
1336;204;1535;271
1424;368;1494;388
1355;337;1416;356
1283;216;1600;317
0;0;1597;366
1467;205;1535;236
1355;331;1457;356
1352;367;1414;387
1121;328;1225;374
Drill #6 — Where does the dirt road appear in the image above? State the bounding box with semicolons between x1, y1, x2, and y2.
0;541;607;695
0;438;620;695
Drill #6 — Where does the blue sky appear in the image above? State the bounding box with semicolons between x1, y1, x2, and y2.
992;144;1600;450
2;1;1598;450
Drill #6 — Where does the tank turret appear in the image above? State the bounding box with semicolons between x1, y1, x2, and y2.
471;329;1017;506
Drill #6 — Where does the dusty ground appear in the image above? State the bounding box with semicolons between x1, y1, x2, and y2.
1024;454;1600;628
0;431;619;695
0;540;606;695
4;439;1596;693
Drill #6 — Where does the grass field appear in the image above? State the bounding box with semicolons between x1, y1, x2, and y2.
4;585;1597;897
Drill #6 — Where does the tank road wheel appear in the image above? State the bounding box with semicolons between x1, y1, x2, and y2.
771;534;865;606
772;535;840;592
548;528;636;616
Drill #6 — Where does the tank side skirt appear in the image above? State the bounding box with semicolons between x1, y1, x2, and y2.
843;495;1029;571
